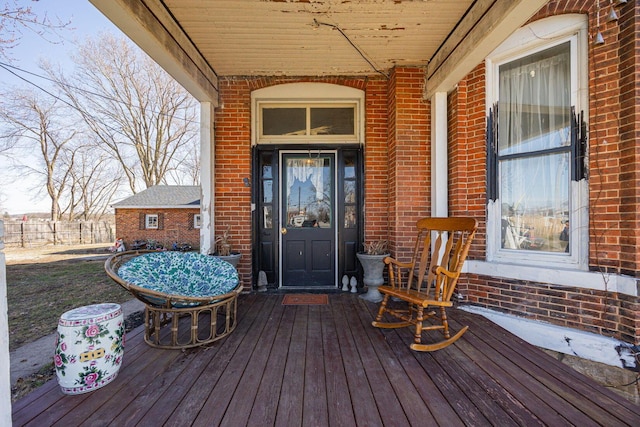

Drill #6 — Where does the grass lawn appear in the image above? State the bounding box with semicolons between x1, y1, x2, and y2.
6;257;132;351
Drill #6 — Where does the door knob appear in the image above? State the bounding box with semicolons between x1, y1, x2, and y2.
281;228;287;235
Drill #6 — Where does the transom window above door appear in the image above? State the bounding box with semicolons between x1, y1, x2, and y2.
259;103;357;142
251;82;364;145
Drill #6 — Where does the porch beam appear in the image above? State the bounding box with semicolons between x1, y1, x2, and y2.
200;102;215;255
90;0;219;104
425;0;548;98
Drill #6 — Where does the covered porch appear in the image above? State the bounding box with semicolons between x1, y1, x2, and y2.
13;293;640;426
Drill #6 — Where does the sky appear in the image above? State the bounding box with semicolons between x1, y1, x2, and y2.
0;1;121;215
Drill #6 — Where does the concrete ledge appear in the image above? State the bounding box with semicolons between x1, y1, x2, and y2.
460;304;640;404
459;305;637;368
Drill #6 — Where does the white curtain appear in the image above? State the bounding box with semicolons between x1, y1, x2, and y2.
498;45;570;155
498;44;571;250
286;158;324;202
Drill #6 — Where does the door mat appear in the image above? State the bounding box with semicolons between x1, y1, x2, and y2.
282;294;329;306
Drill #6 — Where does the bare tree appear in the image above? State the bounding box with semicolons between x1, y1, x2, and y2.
49;33;199;194
0;89;77;220
67;145;122;221
0;0;70;63
166;136;201;185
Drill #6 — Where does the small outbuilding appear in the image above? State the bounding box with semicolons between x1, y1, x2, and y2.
112;185;201;250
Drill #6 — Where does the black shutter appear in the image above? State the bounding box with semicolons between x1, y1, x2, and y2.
571;106;587;181
486;103;498;202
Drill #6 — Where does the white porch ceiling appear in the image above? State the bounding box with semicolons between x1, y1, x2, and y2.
91;0;549;102
164;0;473;77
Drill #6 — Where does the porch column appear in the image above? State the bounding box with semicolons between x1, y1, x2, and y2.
200;102;215;254
0;221;11;424
431;92;448;217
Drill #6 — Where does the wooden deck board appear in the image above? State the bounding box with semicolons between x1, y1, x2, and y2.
331;295;386;426
361;301;470;426
218;295;285;427
12;293;640;426
450;312;622;426
432;333;543;426
456;322;591;425
192;296;278;426
245;298;296;426
108;302;245;427
165;294;270;426
274;305;308;427
321;296;357;427
356;299;453;426
470;310;640;424
463;312;631;426
302;305;329;426
345;297;413;427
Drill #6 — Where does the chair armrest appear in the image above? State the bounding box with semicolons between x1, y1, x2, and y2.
384;256;416;290
434;266;457;279
384;256;413;269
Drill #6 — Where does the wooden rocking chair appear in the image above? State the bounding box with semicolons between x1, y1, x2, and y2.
372;217;478;351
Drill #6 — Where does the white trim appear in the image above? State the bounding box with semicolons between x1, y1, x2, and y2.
251;83;365;146
0;221;12;425
431;92;448;218
145;214;159;229
459;305;638;369
116;206;199;209
485;14;590;271
487;14;588;61
199;102;214;254
464;260;639;297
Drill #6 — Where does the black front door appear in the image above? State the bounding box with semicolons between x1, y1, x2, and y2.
280;152;335;287
254;147;362;289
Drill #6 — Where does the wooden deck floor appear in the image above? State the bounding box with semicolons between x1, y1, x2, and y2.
12;293;640;426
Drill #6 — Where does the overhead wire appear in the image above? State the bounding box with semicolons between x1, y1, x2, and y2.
313;19;389;79
0;61;197;125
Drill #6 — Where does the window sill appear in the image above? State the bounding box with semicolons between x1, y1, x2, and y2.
463;260;638;297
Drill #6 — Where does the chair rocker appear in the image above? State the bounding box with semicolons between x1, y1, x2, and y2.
372;217;478;351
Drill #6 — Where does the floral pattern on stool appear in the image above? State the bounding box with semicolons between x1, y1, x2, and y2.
55;303;124;395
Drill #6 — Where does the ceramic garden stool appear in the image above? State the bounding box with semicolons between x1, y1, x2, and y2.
54;303;125;395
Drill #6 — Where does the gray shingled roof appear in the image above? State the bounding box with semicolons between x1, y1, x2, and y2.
112;185;200;208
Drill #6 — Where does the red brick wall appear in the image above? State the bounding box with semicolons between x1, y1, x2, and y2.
465;277;639;344
451;0;640;344
215;79;253;288
216;76;390;289
387;67;430;262
448;65;487;261
216;72;432;287
115;208;200;250
364;78;390;246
